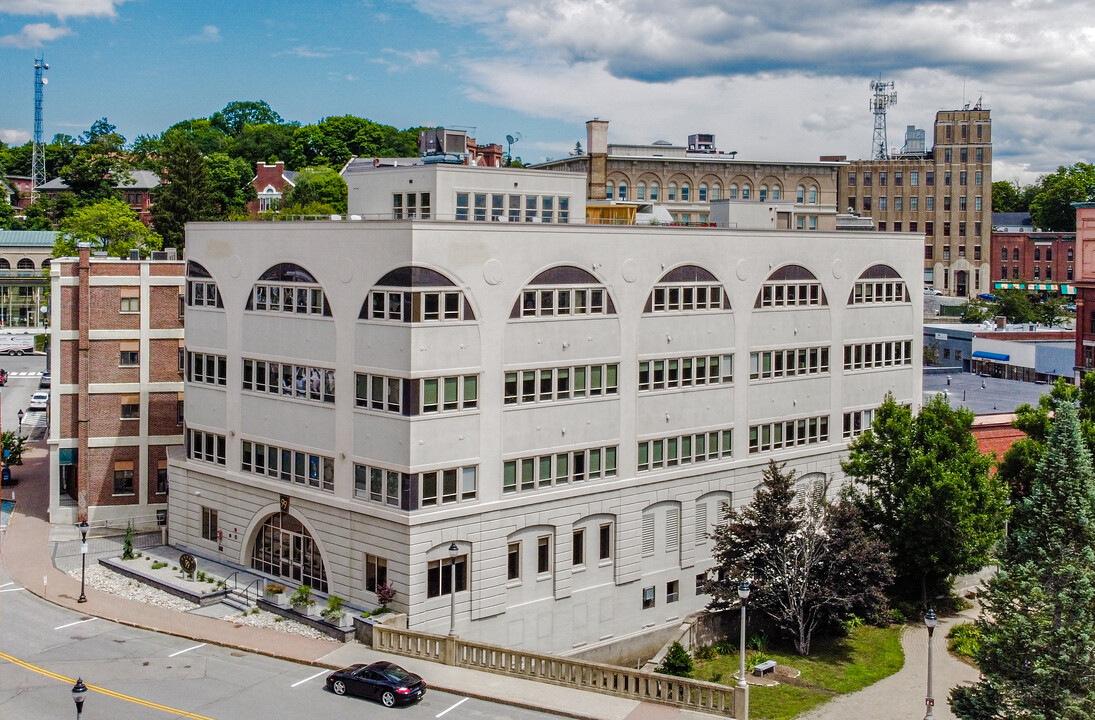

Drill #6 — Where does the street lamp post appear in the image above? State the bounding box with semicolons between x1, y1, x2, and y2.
924;608;938;720
738;580;751;719
71;677;87;719
447;542;459;635
17;409;24;435
77;520;89;603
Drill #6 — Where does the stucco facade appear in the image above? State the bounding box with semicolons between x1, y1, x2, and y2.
168;166;921;655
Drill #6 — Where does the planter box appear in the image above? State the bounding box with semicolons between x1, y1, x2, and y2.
293;602;320;618
257;598;356;641
354;611;408;646
264;592;288;607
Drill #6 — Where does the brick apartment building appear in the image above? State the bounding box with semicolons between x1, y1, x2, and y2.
48;246;185;526
990;230;1076;286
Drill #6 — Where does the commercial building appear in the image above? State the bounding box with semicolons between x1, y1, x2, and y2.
925;321;1074;381
534;121;845;231
832;109;993;298
48;246;185;526
0;229;54;329
990;230;1075;287
168;164;921;654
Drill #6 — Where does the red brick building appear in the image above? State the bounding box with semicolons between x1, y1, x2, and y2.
1075;204;1095;373
48;245;185;526
36;170;161;226
248;161;297;215
991;230;1076;286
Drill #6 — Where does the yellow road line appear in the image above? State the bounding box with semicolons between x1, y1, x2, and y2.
0;651;218;719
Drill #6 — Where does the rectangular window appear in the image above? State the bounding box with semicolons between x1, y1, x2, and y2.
121;402;140;419
157;461;168;494
599;524;612;561
120;296;140;313
667;580;679;603
537;536;551;575
427;556;467;598
572;529;585;566
113;461;134;495
365;554;387;593
201;506;217;541
507;542;520;581
120;341;140;366
642;586;655;610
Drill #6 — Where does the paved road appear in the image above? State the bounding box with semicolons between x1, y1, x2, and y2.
0;566;568;720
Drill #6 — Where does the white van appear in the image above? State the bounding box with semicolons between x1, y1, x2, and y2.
0;334;35;356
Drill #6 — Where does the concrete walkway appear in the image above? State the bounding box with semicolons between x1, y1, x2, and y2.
798;599;982;720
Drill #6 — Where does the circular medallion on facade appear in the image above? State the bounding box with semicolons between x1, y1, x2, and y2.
736;259;750;282
483;259;504;286
832;259;844;279
180;553;196;576
338;258;354;283
228;256;242;278
621;259;639;283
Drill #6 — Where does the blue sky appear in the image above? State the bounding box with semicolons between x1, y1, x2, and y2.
2;0;1094;184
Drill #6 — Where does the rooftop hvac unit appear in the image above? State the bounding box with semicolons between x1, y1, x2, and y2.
419;128;468;157
151;248;178;261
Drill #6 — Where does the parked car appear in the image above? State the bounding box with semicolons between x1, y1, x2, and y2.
1067;303;1078;312
0;368;7;386
28;391;49;411
977;293;999;301
326;661;426;707
39;371;50;388
924;287;943;296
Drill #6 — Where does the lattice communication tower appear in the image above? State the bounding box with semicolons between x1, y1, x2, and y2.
869;79;896;160
31;55;49;201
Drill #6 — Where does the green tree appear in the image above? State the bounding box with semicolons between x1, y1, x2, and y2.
205;152;257;216
283;167;347;214
706;461;891;655
1039;295;1069;327
164;119;229;156
210;100;283;137
0;198;14;229
229;122;296;167
656;641;694;677
150;134;218;249
992;180;1023;212
60;147;132;204
1029;162;1095;231
843;394;1009;604
2;431;27;465
991;287;1038;324
952;402;1095;719
56;198;162;258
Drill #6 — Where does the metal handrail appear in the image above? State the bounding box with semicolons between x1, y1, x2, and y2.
241;578;263;605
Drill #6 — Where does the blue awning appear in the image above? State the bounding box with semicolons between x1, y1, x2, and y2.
972;351;1010;362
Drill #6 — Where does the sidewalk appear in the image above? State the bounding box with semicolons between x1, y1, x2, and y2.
0;440;711;720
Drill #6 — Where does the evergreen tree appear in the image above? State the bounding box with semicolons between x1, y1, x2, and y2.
843;394;1008;604
150;134;218;248
952;402;1095;719
705;461;891;655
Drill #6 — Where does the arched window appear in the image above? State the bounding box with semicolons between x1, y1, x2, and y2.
250;512;328;592
681;183;690;202
650;182;659;201
605;181;614;200
645;265;729;313
741;184;751;200
808;186;818;204
848;264;909;304
668;182;678;201
699;184;708;202
362;266;473;322
0;259;9;270
797;186;806;203
246;263;331;316
41;258;51;269
511;266;615;318
771;185;781;200
17;258;34;270
637;182;647;200
618;181;628;201
187;260;223;308
728;184;738;200
712;183;721;200
755;265;827;308
759;185;768;201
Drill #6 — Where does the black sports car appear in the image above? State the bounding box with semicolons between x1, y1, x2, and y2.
326;661;426;707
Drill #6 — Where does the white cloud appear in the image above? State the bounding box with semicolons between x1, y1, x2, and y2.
0;128;31;144
185;25;221;43
0;21;70;47
374;47;440;73
0;0;134;20
274;45;338;58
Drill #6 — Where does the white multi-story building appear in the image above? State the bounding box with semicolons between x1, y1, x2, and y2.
168;164;921;655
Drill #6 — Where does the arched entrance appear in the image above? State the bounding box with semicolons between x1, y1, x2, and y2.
955;270;968;298
250;512;328;592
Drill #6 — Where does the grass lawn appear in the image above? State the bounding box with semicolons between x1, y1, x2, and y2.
691;625;904;720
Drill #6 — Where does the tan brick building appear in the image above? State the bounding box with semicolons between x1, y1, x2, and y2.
833;109;992;297
48;246;185;526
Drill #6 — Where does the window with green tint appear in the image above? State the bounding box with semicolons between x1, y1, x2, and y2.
521;459;535;490
463;376;477;407
556;453;568;483
638;443;649;470
503;462;516;492
590;365;603;395
653;441;663;466
605;447;616;475
556;368;569;399
589;448;601;476
444;377;458;410
422;378;438;412
573;367;586;396
606;364;618;392
539;456;552;487
461;467;476;499
504;372;518;403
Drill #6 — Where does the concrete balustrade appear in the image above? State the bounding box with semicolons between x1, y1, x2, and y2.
374;625;742;717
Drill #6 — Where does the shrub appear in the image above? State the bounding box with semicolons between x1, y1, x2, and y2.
322;595;348;622
694;644;718;661
265;583;286;596
290;585;314;608
375;580;397;608
714;640;736;656
842;615;866;633
747;632;769;652
889;608;907;625
151;561;167;570
947;622;980;659
657;642;694;677
747;651;773;671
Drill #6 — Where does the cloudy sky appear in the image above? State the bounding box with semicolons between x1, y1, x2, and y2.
1;0;1093;185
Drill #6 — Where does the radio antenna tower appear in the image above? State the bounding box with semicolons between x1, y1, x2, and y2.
31;55;49;202
869;79;896;160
